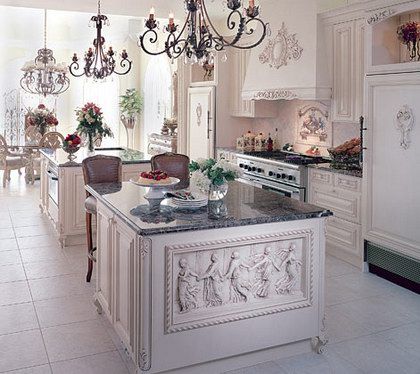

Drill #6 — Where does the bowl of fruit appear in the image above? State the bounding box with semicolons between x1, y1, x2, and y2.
62;133;82;161
328;138;361;170
130;170;180;212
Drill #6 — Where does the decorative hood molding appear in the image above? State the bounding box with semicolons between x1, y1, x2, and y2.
242;0;332;101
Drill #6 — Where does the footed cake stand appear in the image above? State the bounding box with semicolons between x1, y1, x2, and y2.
129;177;180;213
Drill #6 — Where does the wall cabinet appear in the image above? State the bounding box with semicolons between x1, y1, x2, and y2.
309;168;363;267
230;49;277;119
331;18;365;123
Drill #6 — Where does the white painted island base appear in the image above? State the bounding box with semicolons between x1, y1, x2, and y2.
94;200;328;374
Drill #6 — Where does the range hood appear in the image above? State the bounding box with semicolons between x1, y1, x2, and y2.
242;0;331;101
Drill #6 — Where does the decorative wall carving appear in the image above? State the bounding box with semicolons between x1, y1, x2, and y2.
165;230;314;334
366;8;396;25
252;89;298;101
196;103;203;127
259;22;303;69
396;105;415;150
297;103;332;147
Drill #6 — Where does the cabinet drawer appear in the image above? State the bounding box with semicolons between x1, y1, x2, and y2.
326;217;362;258
310;169;333;185
334;173;361;192
311;187;361;223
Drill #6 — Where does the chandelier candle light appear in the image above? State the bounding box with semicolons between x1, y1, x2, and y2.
138;0;268;65
69;0;132;79
20;10;70;97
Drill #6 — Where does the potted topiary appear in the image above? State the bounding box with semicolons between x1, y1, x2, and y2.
119;88;143;148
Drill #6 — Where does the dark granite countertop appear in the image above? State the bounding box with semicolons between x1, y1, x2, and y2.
86;181;332;236
307;164;363;178
40;147;150;167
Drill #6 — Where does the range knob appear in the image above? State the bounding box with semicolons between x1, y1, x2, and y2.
281;173;287;179
288;175;295;181
251;167;257;172
268;171;274;177
239;163;244;168
276;173;281;179
257;168;263;173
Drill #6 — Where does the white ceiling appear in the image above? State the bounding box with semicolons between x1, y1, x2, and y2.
0;0;358;18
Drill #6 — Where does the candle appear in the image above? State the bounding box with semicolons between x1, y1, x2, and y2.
249;0;255;8
169;12;174;25
149;7;155;20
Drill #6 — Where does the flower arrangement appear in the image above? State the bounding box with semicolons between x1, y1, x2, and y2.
62;133;82;161
75;102;113;152
189;158;243;199
397;21;420;61
27;104;58;136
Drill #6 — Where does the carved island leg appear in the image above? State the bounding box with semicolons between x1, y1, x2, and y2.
93;296;103;315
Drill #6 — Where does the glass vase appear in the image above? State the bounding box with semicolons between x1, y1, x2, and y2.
208;181;229;201
87;133;95;153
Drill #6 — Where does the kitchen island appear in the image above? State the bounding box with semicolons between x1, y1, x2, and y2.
87;181;332;374
40;147;150;246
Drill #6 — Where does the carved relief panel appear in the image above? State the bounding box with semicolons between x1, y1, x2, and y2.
165;230;313;334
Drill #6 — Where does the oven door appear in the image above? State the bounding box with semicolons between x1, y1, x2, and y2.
239;176;306;201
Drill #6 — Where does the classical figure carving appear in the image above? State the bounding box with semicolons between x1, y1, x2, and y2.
177;258;199;313
199;253;224;307
224;252;251;303
275;244;302;295
248;247;281;298
366;8;395;25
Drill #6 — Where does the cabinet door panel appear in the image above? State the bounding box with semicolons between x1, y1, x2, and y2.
333;22;354;122
113;217;136;356
96;205;113;317
327;217;361;257
311;187;361;224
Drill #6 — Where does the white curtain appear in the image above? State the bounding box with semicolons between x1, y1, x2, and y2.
83;77;120;147
143;56;172;153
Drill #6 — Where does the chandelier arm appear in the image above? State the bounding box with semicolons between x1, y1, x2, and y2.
139;29;170;56
69;61;87;77
166;36;189;59
231;17;268;49
113;58;132;76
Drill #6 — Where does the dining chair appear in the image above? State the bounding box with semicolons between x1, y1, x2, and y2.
82;155;122;282
25;126;43;146
151;152;190;189
0;134;27;187
28;132;65;185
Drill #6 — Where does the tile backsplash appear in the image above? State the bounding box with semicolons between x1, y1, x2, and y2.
248;100;359;156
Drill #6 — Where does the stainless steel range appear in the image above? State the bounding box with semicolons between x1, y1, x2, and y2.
236;152;329;202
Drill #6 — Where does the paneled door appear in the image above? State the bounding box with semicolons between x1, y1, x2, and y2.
187;86;215;160
363;73;420;261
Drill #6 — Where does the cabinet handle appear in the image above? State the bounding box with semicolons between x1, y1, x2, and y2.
207;110;212;140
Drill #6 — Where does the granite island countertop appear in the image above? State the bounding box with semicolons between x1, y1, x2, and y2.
86;181;332;236
40;147;150;167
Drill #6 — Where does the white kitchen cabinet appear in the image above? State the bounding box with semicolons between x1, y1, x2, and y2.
363;73;420;261
331;18;365;123
96;202;114;319
309;168;363;267
112;215;136;359
94;202;138;360
40;153;150;247
230;49;277;118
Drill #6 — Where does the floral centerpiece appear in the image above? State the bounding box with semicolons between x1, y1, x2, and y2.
397;21;420;61
189;158;243;200
62;133;82;161
75;102;113;152
27;104;58;136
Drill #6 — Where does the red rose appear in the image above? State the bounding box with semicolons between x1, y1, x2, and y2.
38;104;46;110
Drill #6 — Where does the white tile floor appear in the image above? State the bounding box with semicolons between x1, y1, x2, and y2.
0;174;419;374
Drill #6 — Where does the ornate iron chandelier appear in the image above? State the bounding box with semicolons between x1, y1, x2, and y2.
20;10;70;97
69;1;132;80
138;0;268;64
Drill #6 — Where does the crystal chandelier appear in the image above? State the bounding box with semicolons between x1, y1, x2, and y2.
138;0;269;65
20;10;70;97
69;0;132;80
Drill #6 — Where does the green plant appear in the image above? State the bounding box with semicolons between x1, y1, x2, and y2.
119;88;143;118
